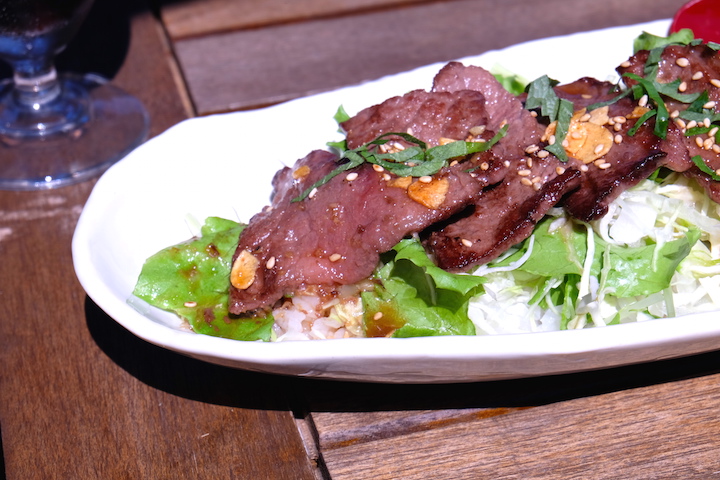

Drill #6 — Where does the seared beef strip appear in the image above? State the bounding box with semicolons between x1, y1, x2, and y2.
618;43;720;202
554;77;671;221
427;160;582;270
228;149;486;314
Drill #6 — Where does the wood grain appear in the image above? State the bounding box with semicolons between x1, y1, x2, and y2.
161;0;433;39
169;0;687;114
318;374;720;479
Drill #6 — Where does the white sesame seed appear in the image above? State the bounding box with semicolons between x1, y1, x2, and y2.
687;120;698;129
676;57;690;67
613;116;627;124
614;123;623;132
419;176;432;183
532;182;542;191
712;79;720;88
480;162;489;170
571;131;583;139
676;118;687;129
716;168;720;176
670;110;680;118
548;135;556;145
696;136;705;148
383;173;391;181
704;138;715;150
638;95;649;107
345;172;358;181
184;301;197;308
503;160;511;167
461;238;473;247
537;150;550;158
373;312;383;320
679;81;688;92
525;145;540;154
598;163;612;170
526;158;533;168
555;166;566;175
309;187;318;198
266;256;276;269
532;176;541;184
372;164;384;172
714;145;720;154
594;144;605;155
329;253;342;262
710;127;719;137
693;71;704;80
520;178;533;186
517;169;531;176
705;118;712;128
704;101;717;110
614;134;623;144
580;165;589;172
580;113;592;122
620;60;631;68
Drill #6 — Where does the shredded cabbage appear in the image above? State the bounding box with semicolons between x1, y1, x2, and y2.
467;173;720;334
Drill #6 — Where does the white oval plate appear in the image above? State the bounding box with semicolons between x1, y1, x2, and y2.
72;19;720;384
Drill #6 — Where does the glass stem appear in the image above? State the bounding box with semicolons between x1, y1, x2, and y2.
11;60;61;108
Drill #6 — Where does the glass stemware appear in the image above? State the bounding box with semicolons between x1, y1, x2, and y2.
0;0;149;190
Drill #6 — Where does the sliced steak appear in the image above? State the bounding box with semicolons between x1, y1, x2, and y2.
228;149;486;314
618;43;720;201
554;77;671;221
427;159;582;270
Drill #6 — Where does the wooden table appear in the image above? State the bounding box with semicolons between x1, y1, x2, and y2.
3;0;720;478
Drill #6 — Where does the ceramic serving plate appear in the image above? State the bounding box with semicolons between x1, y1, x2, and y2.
72;19;720;383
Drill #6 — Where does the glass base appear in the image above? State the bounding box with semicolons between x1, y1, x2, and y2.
0;74;149;191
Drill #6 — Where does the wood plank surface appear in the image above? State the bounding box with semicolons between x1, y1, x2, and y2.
161;0;432;39
318;374;720;479
168;0;687;114
0;0;317;478
301;351;720;479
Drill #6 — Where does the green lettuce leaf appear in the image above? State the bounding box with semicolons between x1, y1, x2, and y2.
362;238;484;337
132;217;274;341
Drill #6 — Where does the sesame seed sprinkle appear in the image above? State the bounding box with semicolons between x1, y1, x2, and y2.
704;138;714;150
461;238;473;247
696;136;705;148
614;134;623;144
555;166;566;175
704;101;717;110
520;178;533;186
537;150;550;158
712;79;720;88
373;312;383;320
184;301;197;308
345;172;358;181
266;256;276;269
419;176;432;183
518;169;531;176
676;57;690;67
693;71;704;80
329;253;342;262
679;81;688;92
598;162;612;170
308;187;318;198
638;95;649;107
372;164;384;172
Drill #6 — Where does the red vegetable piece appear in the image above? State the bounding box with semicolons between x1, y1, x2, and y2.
670;0;720;43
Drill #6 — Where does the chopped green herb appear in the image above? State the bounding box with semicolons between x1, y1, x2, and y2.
525;75;572;161
691;155;720;180
294;127;509;202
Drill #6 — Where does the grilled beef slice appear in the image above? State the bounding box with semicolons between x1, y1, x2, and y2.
554;77;671;221
618;43;720;203
228;149;486;314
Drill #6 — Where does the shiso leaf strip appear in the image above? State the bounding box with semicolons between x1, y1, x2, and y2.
524;75;572;162
293;126;508;202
